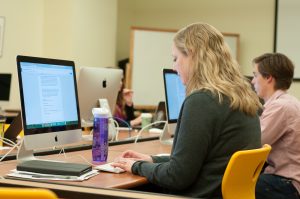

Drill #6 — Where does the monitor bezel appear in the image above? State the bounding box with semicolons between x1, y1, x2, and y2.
16;55;82;136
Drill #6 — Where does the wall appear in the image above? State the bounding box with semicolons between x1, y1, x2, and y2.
116;0;300;100
44;0;118;68
0;0;117;109
117;0;275;74
71;0;117;68
276;0;300;78
275;0;300;98
0;0;44;109
1;0;299;109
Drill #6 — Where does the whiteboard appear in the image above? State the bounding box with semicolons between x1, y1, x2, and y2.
276;0;300;79
128;27;240;106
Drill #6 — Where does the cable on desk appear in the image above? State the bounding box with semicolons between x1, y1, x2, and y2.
58;147;67;159
134;121;167;143
57;146;96;167
112;116;132;140
110;118;119;142
0;137;21;162
112;116;131;129
54;118;121;166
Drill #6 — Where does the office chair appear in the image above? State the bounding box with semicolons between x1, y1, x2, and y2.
221;144;271;199
0;188;58;199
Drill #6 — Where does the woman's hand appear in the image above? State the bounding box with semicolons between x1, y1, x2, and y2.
118;150;153;162
110;157;136;173
130;115;142;127
111;150;153;173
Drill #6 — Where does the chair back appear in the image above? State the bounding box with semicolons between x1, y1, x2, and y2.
222;144;271;199
0;188;58;199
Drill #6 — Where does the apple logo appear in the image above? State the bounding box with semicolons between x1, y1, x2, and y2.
55;135;58;142
102;79;107;88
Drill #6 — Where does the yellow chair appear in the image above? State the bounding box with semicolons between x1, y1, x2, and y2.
0;188;58;199
222;144;271;199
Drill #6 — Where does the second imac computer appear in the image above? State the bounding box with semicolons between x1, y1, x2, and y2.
16;55;82;161
161;69;186;144
77;66;122;140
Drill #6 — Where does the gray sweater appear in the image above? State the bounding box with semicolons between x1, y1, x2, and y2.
132;90;261;198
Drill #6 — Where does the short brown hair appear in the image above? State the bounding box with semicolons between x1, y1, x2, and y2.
253;53;294;90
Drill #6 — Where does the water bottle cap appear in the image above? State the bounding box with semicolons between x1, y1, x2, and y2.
92;108;109;117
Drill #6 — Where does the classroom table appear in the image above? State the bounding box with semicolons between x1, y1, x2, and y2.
0;140;176;199
0;129;161;161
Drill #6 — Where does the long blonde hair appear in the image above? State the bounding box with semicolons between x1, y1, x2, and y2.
174;22;261;116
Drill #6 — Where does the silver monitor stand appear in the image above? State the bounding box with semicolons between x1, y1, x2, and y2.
159;123;174;145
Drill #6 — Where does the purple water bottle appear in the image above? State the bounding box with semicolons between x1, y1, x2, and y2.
92;108;109;164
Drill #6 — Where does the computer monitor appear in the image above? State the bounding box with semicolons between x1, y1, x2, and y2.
77;67;122;141
162;69;186;136
16;55;82;161
0;73;12;109
77;66;123;127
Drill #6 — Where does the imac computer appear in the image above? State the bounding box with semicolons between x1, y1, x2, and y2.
16;55;82;161
77;67;122;139
161;69;186;144
0;73;12;109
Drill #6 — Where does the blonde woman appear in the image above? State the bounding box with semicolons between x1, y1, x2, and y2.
112;23;262;198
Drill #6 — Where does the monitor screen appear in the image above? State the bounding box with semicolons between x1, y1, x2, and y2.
0;73;12;101
163;69;186;123
17;55;82;152
77;67;122;127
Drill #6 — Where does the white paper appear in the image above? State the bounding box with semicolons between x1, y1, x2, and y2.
7;169;99;181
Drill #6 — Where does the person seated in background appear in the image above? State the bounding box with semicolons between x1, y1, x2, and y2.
114;83;141;128
252;53;300;199
111;22;262;198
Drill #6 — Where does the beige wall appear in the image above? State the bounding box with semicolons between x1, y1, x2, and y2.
0;0;299;109
44;0;117;68
117;0;275;74
116;0;300;100
0;0;44;109
0;0;117;109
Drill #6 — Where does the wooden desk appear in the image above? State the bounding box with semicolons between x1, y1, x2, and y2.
0;140;173;198
0;130;161;161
